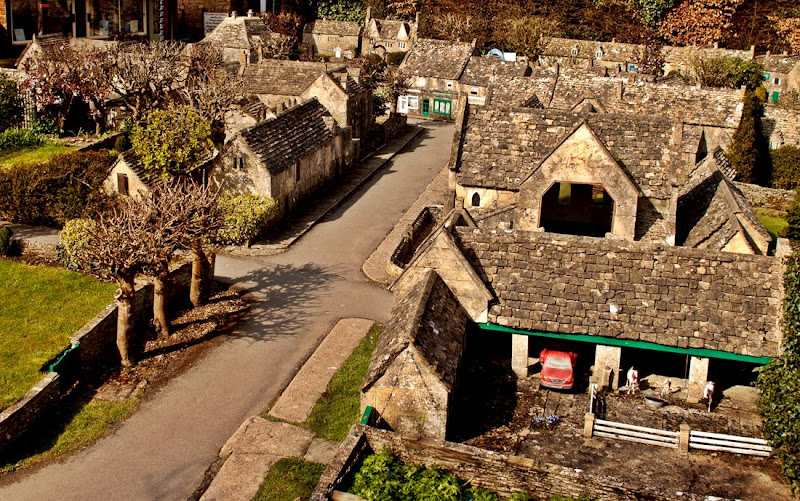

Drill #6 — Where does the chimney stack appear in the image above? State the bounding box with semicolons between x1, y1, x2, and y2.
247;9;253;17
231;11;237;19
713;42;718;49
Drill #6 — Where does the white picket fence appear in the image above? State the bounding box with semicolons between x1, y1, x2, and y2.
689;430;772;457
593;419;680;448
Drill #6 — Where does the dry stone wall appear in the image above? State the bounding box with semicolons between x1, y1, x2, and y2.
734;182;794;213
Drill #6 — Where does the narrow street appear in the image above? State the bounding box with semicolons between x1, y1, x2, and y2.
0;121;454;501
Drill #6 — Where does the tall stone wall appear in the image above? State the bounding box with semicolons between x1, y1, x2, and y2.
734;182;794;213
763;105;800;148
312;425;704;501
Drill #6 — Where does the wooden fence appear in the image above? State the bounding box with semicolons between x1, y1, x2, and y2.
593;418;680;448
688;430;772;457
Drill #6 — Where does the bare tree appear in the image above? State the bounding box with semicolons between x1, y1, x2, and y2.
496;15;562;61
77;199;156;366
142;180;222;336
103;40;188;120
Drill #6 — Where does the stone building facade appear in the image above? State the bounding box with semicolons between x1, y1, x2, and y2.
302;19;361;59
763;105;800;149
196;11;278;66
209;99;354;218
362;271;469;439
242;59;372;139
361;8;417;58
397;38;476;120
757;53;800;103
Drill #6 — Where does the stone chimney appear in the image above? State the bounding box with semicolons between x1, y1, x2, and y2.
231;11;237;19
247;9;253;17
365;7;371;24
713;41;718;49
750;45;756;57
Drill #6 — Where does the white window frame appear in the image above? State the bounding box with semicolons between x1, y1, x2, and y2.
407;95;419;110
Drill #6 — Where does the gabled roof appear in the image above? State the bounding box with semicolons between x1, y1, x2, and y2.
237;99;338;175
459;56;531;87
455;106;677;198
233;95;269;121
199;16;275;50
242;60;347;95
541;37;639;62
363;270;469;392
452;227;782;358
756;54;800;74
304;19;362;36
369;19;410;40
400;38;475;80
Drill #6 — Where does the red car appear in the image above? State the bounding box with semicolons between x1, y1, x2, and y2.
539;349;578;390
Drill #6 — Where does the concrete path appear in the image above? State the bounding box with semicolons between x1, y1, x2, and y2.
0;120;453;501
269;318;375;424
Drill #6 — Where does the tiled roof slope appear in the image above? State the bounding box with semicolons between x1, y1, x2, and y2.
400;38;475;80
756;54;800;74
542;37;639;62
372;19;409;40
242;60;347;95
305;19;361;36
456;106;677;198
662;45;753;68
454;228;782;358
200;16;274;49
363;270;468;391
459;56;531;87
240;99;336;175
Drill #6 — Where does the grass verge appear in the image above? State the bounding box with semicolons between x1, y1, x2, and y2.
304;323;382;441
0;394;140;473
756;212;788;241
0;260;116;410
252;458;326;501
0;143;74;168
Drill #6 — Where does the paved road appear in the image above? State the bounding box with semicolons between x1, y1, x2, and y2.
0;121;454;501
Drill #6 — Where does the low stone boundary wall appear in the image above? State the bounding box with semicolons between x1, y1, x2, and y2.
389;206;442;273
312;425;707;501
735;182;794;213
0;260;202;454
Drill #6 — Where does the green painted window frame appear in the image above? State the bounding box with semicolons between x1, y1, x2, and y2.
433;98;452;116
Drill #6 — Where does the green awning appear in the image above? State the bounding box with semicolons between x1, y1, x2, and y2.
477;323;772;365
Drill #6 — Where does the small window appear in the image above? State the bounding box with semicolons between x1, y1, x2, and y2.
398;42;406;49
296;162;301;182
764;72;770;80
338;36;344;42
570;47;578;57
774;77;781;85
595;49;603;59
117;173;129;196
328;36;335;42
232;157;244;171
407;95;419;109
470;87;478;95
387;42;393;48
446;81;453;89
417;76;426;87
471;192;481;207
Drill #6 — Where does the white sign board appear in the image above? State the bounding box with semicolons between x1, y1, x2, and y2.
204;12;228;36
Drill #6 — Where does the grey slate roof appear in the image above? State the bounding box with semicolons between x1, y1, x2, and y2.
400;38;475;80
370;19;409;40
453;227;782;358
242;60;347;95
757;54;800;74
459;56;531;87
305;19;362;36
239;99;337;175
455;106;677;199
363;270;468;392
199;16;275;50
233;95;269;121
541;37;639;62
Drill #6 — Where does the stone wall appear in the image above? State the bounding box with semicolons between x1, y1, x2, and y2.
734;182;794;213
0;261;197;454
311;425;705;501
763;105;800;148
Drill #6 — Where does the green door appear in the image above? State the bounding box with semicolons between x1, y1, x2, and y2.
772;91;780;104
422;98;430;117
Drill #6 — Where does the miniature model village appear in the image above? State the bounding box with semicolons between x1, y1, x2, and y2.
1;2;800;500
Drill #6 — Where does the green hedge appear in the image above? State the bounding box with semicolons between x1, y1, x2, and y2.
0;74;23;132
0;129;48;152
0;150;112;226
0;226;12;256
215;194;278;246
57;218;97;271
386;51;406;65
771;146;800;190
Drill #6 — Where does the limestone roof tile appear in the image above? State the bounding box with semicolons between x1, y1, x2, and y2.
459;56;531;87
305;19;362;36
400;38;475;80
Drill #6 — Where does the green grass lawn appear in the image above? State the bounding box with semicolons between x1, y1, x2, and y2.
305;323;382;441
0;395;139;473
755;209;789;241
252;458;326;501
0;143;74;168
0;260;116;410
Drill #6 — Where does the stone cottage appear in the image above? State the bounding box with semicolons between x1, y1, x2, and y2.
361;7;417;58
757;53;800;104
242;59;372;139
456;56;531;107
302;19;361;59
103;150;212;200
362;270;469;440
396;38;476;120
208;99;354;218
195;11;278;66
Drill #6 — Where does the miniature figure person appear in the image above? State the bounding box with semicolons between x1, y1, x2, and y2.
626;366;639;394
660;378;672;397
703;381;715;411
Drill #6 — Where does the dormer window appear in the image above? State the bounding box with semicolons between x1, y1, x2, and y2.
570;47;578;57
446;81;454;89
774;77;781;85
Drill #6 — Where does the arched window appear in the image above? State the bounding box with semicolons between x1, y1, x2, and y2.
471;192;481;207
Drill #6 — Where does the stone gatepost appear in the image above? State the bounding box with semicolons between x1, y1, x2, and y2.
591;345;621;390
511;334;529;379
584;412;595;439
679;423;691;452
687;356;710;403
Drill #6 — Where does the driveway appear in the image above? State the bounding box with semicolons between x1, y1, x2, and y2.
0;120;454;501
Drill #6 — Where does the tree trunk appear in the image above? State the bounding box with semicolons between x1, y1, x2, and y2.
190;241;209;307
115;274;136;367
153;270;170;338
